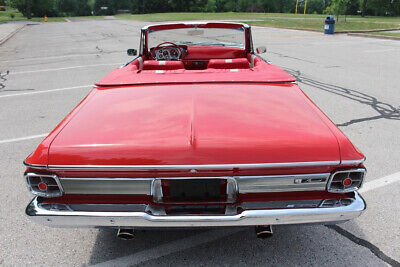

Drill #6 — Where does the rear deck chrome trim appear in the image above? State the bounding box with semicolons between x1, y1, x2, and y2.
25;159;364;170
58;173;331;195
23;161;47;169
340;158;366;165
47;161;340;171
236;173;330;193
25;192;366;228
60;178;152;195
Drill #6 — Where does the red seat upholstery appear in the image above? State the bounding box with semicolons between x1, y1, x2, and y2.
207;58;250;69
142;60;184;70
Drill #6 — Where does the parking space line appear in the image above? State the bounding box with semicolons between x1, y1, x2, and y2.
0;85;92;99
0;53;117;63
359;172;400;193
91;228;243;267
363;49;397;53
9;63;122;75
0;133;48;144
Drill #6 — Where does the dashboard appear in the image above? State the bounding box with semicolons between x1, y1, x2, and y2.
152;46;185;61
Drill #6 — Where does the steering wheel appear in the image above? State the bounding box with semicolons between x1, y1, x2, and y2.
152;42;183;61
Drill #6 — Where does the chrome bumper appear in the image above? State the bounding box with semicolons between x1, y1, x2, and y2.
26;193;366;228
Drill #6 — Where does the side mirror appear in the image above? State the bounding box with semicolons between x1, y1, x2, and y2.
256;46;266;54
127;49;137;56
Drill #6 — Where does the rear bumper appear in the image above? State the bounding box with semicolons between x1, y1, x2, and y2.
25;192;366;228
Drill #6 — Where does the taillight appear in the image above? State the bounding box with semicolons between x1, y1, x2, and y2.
25;173;63;197
327;168;366;193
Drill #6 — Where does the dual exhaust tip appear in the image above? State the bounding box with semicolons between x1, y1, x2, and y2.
117;228;135;240
117;226;273;240
255;225;273;239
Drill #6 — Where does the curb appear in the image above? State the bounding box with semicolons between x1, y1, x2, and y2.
0;24;26;46
247;23;400;34
347;32;400;40
249;24;322;33
335;28;400;34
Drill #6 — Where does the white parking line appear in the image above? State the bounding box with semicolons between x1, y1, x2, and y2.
0;85;92;99
91;228;243;267
0;53;104;63
359;171;400;193
363;49;397;53
9;63;121;75
0;133;48;144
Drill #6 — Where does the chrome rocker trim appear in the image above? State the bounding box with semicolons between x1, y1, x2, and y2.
26;192;366;228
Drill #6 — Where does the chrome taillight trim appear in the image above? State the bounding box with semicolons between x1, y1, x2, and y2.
25;173;64;197
327;168;366;193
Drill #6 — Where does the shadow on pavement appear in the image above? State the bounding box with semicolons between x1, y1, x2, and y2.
88;224;384;266
284;68;400;127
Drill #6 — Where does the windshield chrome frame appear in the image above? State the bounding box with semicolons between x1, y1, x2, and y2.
139;22;253;56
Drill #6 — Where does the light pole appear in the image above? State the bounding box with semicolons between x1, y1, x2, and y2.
303;0;307;14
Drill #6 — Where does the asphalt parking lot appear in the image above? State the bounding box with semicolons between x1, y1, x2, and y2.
0;19;399;266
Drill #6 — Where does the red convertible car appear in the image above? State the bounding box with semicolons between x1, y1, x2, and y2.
24;22;366;239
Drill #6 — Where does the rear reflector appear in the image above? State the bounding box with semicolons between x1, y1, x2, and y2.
25;173;63;197
327;168;366;193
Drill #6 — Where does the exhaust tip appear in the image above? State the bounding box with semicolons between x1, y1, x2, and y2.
255;225;273;239
117;228;135;240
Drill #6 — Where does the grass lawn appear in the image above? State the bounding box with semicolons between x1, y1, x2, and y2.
115;12;327;21
116;12;400;32
0;8;26;24
2;9;400;33
0;7;65;23
247;19;400;32
0;7;103;24
364;31;400;38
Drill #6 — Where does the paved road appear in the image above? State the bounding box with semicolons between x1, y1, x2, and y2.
0;20;399;266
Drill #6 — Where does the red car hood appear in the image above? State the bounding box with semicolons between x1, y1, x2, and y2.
47;83;341;166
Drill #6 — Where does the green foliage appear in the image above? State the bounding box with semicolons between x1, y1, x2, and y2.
366;0;400;16
324;0;349;21
14;0;59;17
306;0;325;14
3;0;400;19
5;0;18;8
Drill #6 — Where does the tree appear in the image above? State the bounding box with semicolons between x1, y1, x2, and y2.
94;0;115;15
306;0;325;13
361;0;367;16
12;0;58;17
324;0;349;21
4;0;18;8
58;0;78;15
76;0;91;16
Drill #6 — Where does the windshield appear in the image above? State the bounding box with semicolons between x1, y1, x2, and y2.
147;27;245;49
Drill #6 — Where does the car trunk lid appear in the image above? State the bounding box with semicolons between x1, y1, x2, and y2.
48;83;340;166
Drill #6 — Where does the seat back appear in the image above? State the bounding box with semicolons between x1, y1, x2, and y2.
207;58;250;69
142;60;184;70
